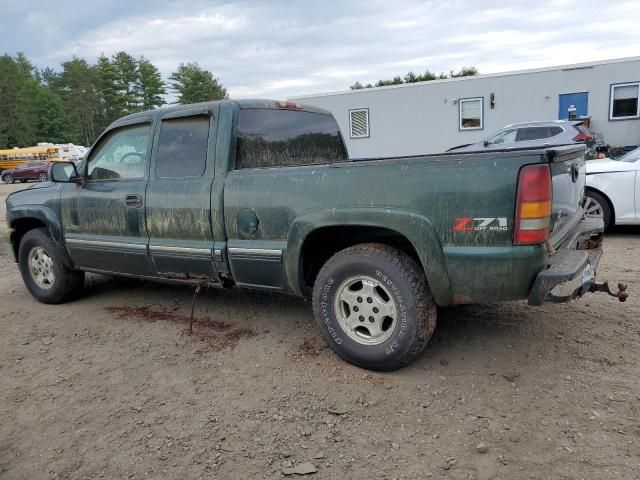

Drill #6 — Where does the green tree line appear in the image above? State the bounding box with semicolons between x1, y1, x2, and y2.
0;52;227;149
350;66;479;89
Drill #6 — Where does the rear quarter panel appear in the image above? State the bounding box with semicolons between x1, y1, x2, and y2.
223;150;549;305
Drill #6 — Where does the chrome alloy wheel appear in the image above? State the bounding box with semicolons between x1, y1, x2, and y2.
29;246;55;290
334;275;398;345
582;196;604;220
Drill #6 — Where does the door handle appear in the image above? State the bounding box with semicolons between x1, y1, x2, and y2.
125;194;143;208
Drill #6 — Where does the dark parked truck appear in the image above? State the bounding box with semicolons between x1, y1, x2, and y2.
6;100;622;370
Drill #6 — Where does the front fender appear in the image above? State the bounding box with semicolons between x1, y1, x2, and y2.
285;208;453;306
7;204;64;242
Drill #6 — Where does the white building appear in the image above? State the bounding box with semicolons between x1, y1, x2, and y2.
291;57;640;158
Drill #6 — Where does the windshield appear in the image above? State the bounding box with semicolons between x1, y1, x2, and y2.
617;147;640;162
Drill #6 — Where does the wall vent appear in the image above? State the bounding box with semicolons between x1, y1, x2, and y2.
349;108;370;138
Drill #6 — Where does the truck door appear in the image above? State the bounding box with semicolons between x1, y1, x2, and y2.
145;107;218;278
60;121;154;275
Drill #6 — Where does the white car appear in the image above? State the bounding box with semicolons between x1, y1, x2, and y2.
585;147;640;229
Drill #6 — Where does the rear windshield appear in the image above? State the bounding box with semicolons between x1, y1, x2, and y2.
549;126;563;137
235;109;347;169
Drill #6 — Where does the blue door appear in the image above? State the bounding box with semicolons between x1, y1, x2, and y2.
558;92;588;119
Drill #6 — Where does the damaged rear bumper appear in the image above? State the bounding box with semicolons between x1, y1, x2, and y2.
528;217;604;306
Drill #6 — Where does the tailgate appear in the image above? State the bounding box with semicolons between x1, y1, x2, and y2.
547;145;586;248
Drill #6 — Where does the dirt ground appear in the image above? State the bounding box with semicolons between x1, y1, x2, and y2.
0;182;638;480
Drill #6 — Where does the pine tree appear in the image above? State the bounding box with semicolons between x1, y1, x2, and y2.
94;54;121;131
112;51;140;114
350;66;477;89
34;87;68;143
451;66;479;78
0;53;38;148
137;56;166;110
169;62;227;104
57;57;98;146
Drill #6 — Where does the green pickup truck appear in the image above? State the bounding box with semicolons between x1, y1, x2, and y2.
6;100;615;370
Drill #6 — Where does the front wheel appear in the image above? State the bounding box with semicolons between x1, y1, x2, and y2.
312;243;436;371
18;228;84;304
3;174;15;184
38;172;48;182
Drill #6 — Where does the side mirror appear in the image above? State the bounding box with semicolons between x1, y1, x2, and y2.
483;140;490;147
49;162;80;183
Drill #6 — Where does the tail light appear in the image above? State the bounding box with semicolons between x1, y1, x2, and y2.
573;133;592;142
513;164;552;245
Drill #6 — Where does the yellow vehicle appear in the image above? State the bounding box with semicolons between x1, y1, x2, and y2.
0;146;62;172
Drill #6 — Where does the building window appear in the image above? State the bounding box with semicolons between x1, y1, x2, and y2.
610;82;640;120
459;97;483;130
349;108;370;138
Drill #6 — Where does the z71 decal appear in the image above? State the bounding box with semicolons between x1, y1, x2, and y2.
453;217;508;232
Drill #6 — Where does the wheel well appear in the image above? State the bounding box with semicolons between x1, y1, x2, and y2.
585;186;615;223
299;226;422;294
9;218;47;259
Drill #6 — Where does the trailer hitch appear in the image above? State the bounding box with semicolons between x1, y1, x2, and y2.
589;281;629;302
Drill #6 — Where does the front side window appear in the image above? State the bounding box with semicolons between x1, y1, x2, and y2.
156;116;210;178
459;97;483;130
610;82;640;120
87;124;151;181
487;128;517;145
235;109;347;169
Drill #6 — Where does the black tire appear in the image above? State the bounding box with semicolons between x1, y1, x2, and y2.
584;190;612;230
3;174;15;184
18;228;84;304
312;243;436;371
38;172;48;182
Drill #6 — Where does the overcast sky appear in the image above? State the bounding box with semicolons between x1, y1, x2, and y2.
3;0;640;99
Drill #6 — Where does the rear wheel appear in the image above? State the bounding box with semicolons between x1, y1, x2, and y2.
38;172;48;182
583;190;612;230
312;243;436;371
3;174;15;184
18;228;84;304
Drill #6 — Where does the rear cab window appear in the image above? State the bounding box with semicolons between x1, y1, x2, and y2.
235;108;347;169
